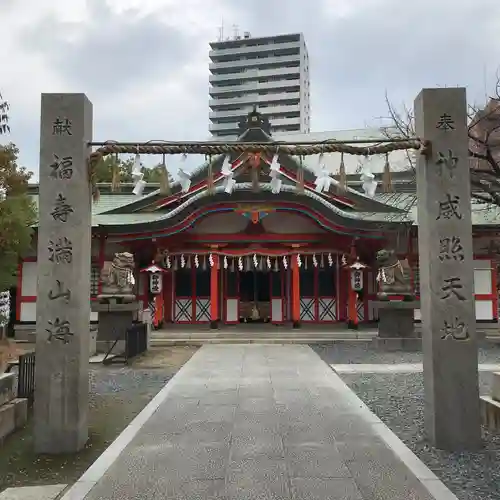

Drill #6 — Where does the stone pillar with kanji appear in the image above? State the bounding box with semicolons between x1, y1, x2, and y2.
414;88;482;450
34;94;93;453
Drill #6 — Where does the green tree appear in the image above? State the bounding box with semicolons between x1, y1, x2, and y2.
94;156;174;185
0;93;36;324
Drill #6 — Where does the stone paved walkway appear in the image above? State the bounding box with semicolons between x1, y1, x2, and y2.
65;345;455;500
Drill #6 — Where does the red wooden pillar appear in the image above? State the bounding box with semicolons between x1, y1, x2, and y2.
292;254;301;328
143;273;149;311
15;260;23;322
347;270;358;330
154;291;164;328
491;257;498;321
210;254;219;328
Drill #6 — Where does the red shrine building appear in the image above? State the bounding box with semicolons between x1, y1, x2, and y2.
12;110;500;337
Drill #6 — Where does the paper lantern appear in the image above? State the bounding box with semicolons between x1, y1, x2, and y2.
351;269;363;291
149;272;162;294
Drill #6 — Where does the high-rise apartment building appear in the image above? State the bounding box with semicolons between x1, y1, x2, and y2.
208;31;310;138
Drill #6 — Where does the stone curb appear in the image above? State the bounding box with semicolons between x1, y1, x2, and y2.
327;363;458;500
58;347;205;500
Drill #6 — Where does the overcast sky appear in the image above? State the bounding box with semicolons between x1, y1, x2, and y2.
2;0;500;179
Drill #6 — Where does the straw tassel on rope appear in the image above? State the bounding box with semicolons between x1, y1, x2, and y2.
89;160;100;201
206;154;214;194
296;156;305;193
111;153;121;192
251;153;260;192
338;152;347;190
382;153;393;193
92;184;100;202
159;153;171;195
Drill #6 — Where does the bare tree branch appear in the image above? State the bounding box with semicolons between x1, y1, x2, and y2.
385;77;500;208
381;91;416;172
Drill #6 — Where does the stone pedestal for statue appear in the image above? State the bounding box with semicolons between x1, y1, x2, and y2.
92;298;140;354
372;301;421;351
480;372;500;431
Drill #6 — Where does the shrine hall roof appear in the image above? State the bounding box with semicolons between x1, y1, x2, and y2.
26;185;500;227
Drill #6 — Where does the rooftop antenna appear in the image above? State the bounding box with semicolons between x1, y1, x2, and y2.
483;64;488;102
233;24;239;40
218;19;224;42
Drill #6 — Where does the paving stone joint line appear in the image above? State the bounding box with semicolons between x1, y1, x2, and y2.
60;345;458;499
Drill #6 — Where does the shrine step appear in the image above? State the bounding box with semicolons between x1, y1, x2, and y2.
152;330;376;338
151;339;374;346
151;332;375;346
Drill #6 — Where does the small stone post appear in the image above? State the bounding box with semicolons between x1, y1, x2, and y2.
34;94;93;453
414;88;482;450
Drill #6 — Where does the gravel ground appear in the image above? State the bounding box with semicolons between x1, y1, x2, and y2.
0;346;198;492
314;345;500;500
89;366;173;396
313;342;500;365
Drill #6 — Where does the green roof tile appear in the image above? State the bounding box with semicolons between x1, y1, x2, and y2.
27;191;500;228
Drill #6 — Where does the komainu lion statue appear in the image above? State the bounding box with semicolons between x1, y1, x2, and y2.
375;249;414;301
100;252;136;295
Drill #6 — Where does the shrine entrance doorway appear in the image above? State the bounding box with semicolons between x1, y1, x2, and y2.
239;270;271;322
223;265;286;324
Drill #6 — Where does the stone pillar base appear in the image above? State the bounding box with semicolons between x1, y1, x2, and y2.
371;337;422;351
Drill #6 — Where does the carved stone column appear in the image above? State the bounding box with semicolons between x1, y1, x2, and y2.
35;94;92;453
415;88;481;450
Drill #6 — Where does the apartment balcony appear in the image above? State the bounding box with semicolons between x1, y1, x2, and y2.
268;117;302;128
209;55;301;72
209;122;241;133
209;41;301;59
209;104;301;120
209;92;301;109
209;66;300;83
209;79;301;97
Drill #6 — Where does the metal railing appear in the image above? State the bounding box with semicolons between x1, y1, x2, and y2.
6;352;35;403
